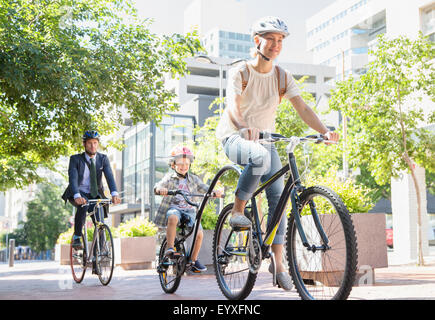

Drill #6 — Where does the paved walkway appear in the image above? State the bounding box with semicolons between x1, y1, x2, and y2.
1;252;434;300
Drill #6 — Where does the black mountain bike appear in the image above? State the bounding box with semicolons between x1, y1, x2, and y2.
212;133;358;300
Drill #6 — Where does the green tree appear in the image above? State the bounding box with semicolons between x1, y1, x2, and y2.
0;0;202;190
23;183;72;252
329;33;435;266
0;224;27;248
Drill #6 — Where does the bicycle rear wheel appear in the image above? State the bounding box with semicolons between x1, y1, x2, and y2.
70;233;87;283
157;237;185;294
213;204;257;300
287;186;358;300
95;224;115;286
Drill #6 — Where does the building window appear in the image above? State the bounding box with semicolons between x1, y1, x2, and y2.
422;7;435;37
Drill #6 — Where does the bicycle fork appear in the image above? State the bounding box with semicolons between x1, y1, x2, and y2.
291;189;330;252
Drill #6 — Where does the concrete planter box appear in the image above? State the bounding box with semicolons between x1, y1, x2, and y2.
114;236;157;270
55;244;71;265
298;213;388;286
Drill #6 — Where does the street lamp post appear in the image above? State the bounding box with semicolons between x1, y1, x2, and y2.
194;55;246;116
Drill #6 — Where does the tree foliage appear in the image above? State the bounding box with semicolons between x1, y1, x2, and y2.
0;0;203;190
329;33;435;186
329;33;435;265
23;183;72;252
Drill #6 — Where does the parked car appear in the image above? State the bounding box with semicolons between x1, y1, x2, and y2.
386;220;435;249
386;228;393;249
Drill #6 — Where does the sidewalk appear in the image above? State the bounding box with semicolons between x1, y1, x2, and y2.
0;251;434;300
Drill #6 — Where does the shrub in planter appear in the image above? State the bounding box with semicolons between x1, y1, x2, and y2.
113;217;158;238
112;217;158;270
301;166;374;214
201;201;219;231
57;227;74;245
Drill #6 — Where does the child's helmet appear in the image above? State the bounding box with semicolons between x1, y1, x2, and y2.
169;145;194;165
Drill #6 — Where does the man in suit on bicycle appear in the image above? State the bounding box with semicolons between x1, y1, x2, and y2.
62;130;121;250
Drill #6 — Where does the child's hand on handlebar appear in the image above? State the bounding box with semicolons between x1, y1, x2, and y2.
212;190;224;198
156;187;168;195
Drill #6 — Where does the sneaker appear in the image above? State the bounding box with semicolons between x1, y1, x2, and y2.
229;214;252;229
72;235;83;250
165;247;180;258
191;260;207;273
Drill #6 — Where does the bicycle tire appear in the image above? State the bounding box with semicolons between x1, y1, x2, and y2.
70;232;87;283
286;186;358;300
96;224;115;286
158;237;185;294
213;203;258;300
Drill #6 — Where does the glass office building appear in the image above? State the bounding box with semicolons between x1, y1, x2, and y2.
202;28;252;60
121;115;195;222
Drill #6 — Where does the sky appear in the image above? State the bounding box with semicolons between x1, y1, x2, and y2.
132;0;337;64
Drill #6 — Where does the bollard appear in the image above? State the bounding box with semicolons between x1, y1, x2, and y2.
9;239;15;267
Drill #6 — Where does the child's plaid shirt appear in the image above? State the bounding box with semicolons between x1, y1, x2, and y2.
153;171;209;227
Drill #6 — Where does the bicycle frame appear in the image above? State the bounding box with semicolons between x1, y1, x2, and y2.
209;142;330;259
81;201;106;266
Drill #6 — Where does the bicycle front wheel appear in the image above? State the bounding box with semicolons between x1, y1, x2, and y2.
158;237;185;294
95;224;115;286
70;232;87;283
213;204;257;300
287;186;358;300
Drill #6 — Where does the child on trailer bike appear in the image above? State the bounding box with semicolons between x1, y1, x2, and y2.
154;146;223;273
215;16;339;290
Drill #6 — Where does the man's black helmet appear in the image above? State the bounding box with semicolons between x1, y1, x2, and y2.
82;130;100;141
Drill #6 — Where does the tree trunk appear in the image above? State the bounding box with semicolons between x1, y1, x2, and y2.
397;85;424;266
403;156;425;266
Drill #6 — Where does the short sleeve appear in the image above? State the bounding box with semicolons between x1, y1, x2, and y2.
284;70;301;100
227;66;243;97
154;173;171;193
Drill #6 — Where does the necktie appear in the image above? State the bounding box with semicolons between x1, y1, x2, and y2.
90;158;98;198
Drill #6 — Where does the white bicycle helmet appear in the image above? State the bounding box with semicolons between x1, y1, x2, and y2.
250;16;289;38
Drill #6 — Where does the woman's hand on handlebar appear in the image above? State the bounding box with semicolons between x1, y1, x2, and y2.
156;187;168;196
323;131;339;145
239;127;260;141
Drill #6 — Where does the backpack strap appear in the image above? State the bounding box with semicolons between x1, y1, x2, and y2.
239;63;287;103
239;62;250;93
275;65;287;104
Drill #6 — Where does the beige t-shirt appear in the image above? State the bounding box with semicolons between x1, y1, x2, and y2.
215;62;301;142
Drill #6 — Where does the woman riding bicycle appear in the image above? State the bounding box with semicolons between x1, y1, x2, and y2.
215;16;339;290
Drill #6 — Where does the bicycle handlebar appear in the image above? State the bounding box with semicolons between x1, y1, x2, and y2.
167;190;200;208
156;190;224;208
258;132;337;145
80;198;113;208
